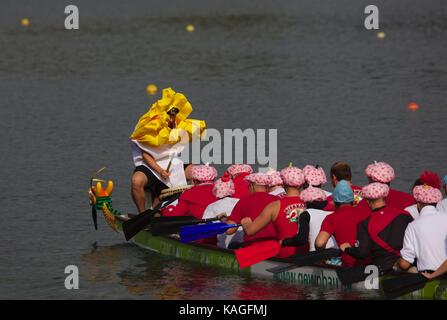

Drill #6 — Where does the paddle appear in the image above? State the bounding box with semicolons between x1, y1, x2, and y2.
382;273;428;299
150;216;220;236
122;192;181;241
179;222;240;243
266;248;342;274
335;264;388;285
235;240;281;268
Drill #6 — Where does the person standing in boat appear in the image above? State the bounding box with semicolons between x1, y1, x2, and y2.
436;175;447;212
340;182;413;272
202;171;243;248
227;164;253;199
362;161;415;210
129;88;206;213
323;162;363;211
266;169;286;197
240;166;307;257
162;164;218;219
398;184;447;273
315;180;371;266
225;172;278;247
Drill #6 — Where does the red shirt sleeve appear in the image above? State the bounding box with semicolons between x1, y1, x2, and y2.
163;197;189;217
320;213;336;234
229;199;243;223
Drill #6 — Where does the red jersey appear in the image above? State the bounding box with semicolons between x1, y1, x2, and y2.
162;183;218;219
323;184;362;211
386;188;415;210
320;204;371;266
230;192;278;243
232;172;251;199
273;196;306;258
356;188;415;211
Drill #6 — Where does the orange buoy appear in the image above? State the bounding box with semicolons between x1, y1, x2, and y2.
185;24;195;32
407;102;420;112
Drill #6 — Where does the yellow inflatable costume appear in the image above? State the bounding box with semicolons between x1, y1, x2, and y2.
130;87;206;147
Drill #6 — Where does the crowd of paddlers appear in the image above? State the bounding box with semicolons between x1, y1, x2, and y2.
138;161;447;280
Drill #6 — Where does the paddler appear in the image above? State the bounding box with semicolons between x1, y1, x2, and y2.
281;186;338;252
303;165;330;194
405;171;442;219
129;87;206;212
227;164;253;199
315;180;371;266
240;166;307;257
323;161;363;211
398;184;447;273
436;174;447;212
266;169;286;197
363;161;415;210
225;172;278;248
202;171;243;248
340;182;413;271
162;164;218;219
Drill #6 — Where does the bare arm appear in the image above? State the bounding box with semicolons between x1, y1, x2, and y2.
422;260;447;280
242;200;280;236
398;258;412;271
315;231;332;251
142;151;169;179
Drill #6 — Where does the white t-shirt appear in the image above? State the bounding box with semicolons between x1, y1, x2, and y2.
400;205;447;271
436;198;447;213
131;141;186;188
307;208;338;252
203;197;242;248
404;204;420;220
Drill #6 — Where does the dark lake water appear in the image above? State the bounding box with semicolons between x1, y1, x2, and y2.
1;0;446;299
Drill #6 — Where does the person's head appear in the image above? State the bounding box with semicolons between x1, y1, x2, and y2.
300;186;327;206
212;172;235;199
303;165;327;188
190;164;217;186
332;180;354;208
413;184;443;212
280;166;305;194
166;107;180;129
227;164;253;178
244;173;272;193
266;170;284;192
364;161;395;185
330;162;352;187
361;182;389;210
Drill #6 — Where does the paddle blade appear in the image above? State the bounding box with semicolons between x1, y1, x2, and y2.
122;193;181;240
382;273;428;299
91;206;98;230
336;265;368;285
150;216;198;236
179;222;236;243
235;240;281;268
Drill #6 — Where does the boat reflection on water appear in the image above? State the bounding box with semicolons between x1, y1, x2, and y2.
81;243;370;300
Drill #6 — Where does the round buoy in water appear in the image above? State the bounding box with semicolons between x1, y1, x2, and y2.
186;24;195;32
407;102;420;112
146;84;158;95
377;31;386;39
20;18;30;27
